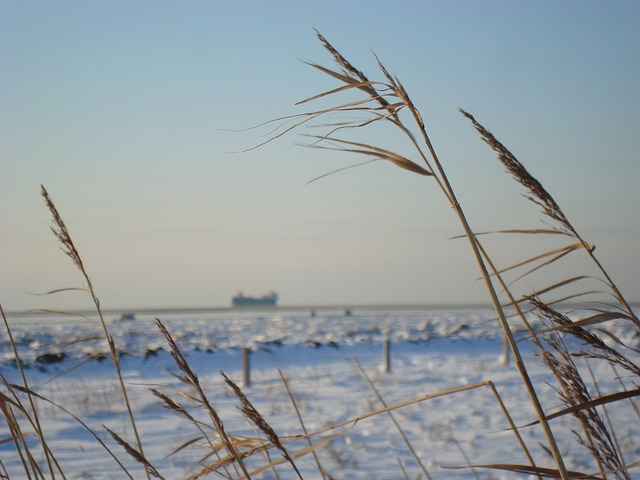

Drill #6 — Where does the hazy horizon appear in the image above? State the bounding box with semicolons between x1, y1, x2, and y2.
5;300;501;316
2;1;639;312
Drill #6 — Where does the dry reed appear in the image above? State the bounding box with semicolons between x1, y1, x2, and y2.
254;29;639;479
222;371;303;479
40;185;148;479
154;318;252;479
261;29;573;478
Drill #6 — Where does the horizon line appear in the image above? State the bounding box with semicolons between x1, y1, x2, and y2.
6;300;639;317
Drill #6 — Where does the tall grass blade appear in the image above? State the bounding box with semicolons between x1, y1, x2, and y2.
460;111;639;328
353;358;433;480
104;426;163;479
460;109;573;235
523;388;640;426
155;319;252;479
278;369;329;480
222;371;303;480
40;185;148;479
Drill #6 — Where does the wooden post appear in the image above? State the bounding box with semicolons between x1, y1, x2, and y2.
242;347;251;386
383;338;391;373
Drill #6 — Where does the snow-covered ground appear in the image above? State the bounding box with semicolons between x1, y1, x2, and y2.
1;306;638;479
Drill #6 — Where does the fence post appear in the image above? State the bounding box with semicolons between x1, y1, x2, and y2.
242;347;251;386
383;337;391;373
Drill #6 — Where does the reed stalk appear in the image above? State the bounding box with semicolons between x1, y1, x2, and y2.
222;371;303;480
352;358;433;480
586;360;629;478
403;93;570;479
279;369;329;480
40;185;148;480
263;30;570;478
155;319;253;479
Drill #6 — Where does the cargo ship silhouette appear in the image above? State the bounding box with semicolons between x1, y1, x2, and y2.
231;292;278;308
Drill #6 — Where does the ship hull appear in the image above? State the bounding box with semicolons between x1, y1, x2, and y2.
232;293;278;308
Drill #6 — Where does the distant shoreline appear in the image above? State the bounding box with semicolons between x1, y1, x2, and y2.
6;301;638;318
5;303;496;317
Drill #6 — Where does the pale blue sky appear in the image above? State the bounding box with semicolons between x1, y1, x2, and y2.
2;1;639;311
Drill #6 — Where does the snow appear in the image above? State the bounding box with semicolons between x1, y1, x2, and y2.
1;306;638;479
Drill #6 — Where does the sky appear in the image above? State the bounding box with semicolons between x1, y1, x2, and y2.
2;1;639;312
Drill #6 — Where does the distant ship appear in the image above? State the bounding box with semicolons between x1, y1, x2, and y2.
232;292;278;308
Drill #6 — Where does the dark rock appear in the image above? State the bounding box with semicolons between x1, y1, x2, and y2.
35;352;66;364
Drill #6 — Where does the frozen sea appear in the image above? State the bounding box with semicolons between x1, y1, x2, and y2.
1;305;638;479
